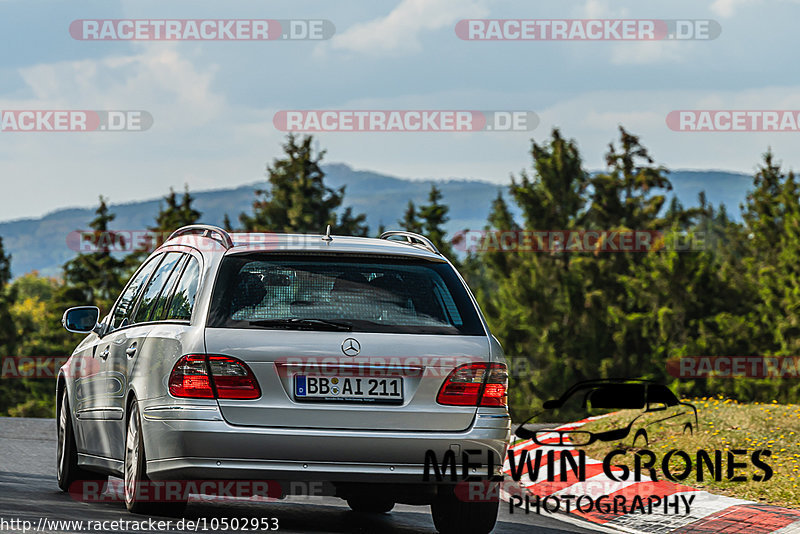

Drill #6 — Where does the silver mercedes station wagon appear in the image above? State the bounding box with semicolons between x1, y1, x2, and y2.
57;225;510;533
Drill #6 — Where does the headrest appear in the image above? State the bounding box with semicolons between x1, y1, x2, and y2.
231;271;267;312
331;271;369;294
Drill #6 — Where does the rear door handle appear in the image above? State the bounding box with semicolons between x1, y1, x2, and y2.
125;343;137;358
99;347;109;360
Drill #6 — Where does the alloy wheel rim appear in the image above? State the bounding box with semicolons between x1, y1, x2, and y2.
124;407;139;505
57;399;66;481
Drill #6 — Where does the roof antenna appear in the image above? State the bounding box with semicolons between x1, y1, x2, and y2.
322;224;333;242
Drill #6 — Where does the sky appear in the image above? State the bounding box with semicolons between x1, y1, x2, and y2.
1;0;799;221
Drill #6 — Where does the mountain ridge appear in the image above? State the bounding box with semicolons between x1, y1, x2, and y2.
0;164;753;278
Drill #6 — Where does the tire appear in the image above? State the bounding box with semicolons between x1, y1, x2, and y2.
57;389;106;493
430;485;499;534
346;496;395;514
124;401;187;515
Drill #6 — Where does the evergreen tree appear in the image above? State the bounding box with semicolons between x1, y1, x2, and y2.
513;128;587;230
3;273;61;416
399;201;423;234
465;129;590;419
735;152;800;402
222;213;234;232
463;127;742;419
464;192;518;291
417;186;455;258
579;128;674;378
0;237;15;358
62;197;127;310
129;186;202;265
8;128;800;418
339;206;369;237
239;135;368;235
154;185;201;233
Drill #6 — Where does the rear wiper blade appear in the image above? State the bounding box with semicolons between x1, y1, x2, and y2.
248;318;352;332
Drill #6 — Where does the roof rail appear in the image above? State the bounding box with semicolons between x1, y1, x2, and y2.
379;230;441;255
166;224;233;250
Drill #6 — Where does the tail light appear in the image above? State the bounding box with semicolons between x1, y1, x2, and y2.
169;355;261;400
168;355;214;398
437;363;508;407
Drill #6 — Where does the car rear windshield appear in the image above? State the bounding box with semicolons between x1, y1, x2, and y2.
207;254;485;335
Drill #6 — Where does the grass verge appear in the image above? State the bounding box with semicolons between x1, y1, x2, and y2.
577;397;800;508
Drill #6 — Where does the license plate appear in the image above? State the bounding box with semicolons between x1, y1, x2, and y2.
294;375;403;403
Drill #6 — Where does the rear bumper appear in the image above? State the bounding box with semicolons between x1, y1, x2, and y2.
142;406;510;484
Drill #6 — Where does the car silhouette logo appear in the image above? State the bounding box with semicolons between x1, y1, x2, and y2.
514;379;698;448
341;338;361;356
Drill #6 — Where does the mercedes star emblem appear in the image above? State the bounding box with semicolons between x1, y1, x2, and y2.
341;338;361;356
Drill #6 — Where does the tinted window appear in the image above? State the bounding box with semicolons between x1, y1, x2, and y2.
207;255;484;335
167;257;200;321
647;384;679;406
151;255;188;321
587;384;645;410
133;252;183;323
112;254;161;329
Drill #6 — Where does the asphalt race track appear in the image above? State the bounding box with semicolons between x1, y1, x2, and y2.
0;417;612;534
0;418;608;534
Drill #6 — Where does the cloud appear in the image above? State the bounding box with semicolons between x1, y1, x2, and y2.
610;41;689;65
325;0;489;56
577;0;685;66
710;0;760;17
535;85;800;174
0;46;239;220
17;45;224;128
578;0;630;18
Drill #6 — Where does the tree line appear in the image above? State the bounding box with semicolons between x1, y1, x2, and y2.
0;130;796;420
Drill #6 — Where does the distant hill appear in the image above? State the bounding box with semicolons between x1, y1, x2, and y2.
0;164;753;278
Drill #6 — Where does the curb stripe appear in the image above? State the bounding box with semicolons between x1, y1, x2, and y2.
502;415;795;533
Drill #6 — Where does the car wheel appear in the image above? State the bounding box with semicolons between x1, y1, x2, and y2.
346;496;395;514
683;422;693;435
57;389;106;493
431;485;499;534
124;401;187;515
633;429;649;447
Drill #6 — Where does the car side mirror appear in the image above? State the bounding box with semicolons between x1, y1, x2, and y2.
646;402;667;412
62;306;101;334
542;399;559;409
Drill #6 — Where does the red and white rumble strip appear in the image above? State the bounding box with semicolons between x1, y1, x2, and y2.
501;418;800;533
